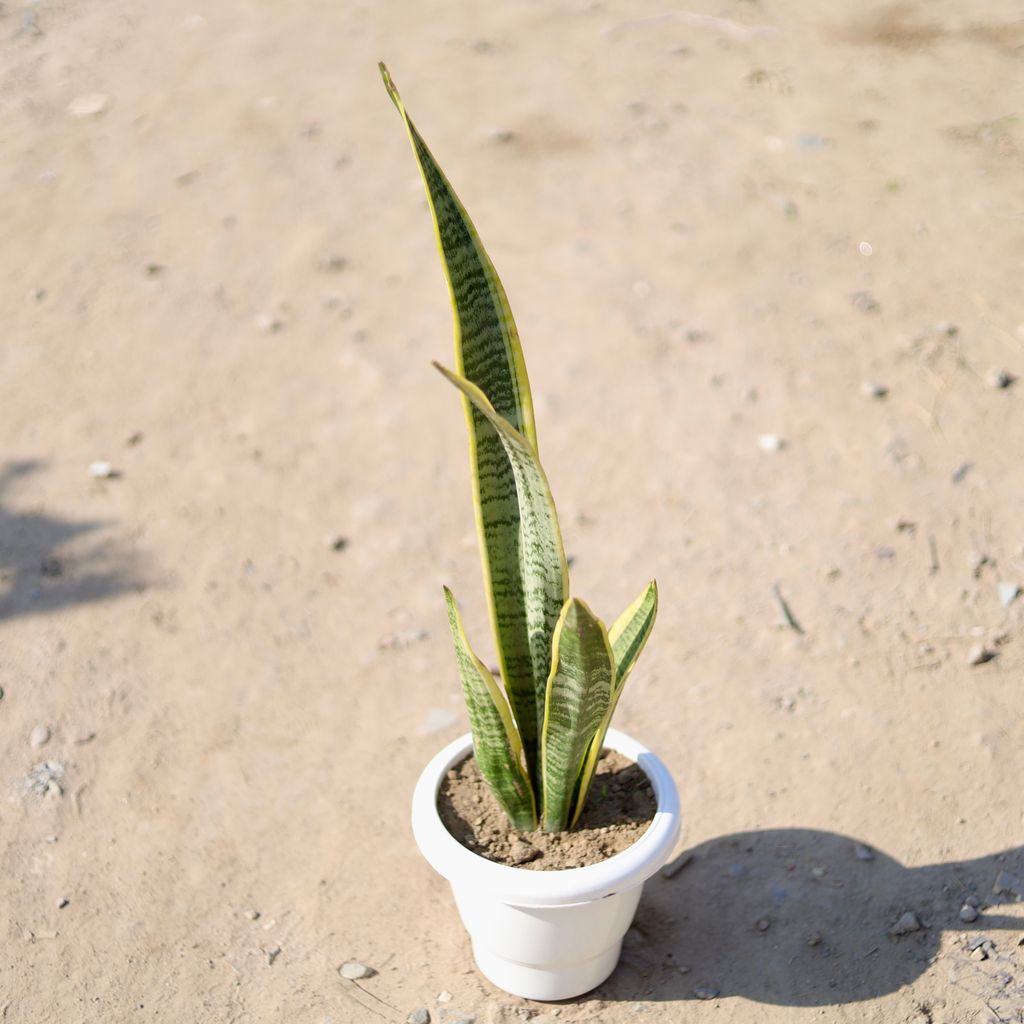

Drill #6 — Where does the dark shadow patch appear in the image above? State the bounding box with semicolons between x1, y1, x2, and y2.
0;460;145;621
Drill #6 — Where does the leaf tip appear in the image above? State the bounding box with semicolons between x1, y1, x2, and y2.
379;62;402;109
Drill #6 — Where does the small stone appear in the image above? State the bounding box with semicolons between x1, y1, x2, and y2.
755;916;771;931
966;643;996;666
874;546;896;560
407;1011;431;1024
959;903;979;923
265;945;281;966
329;535;349;552
951;461;974;484
997;582;1020;609
854;843;875;861
56;897;70;909
862;380;889;399
985;367;1016;390
318;254;347;273
243;908;260;921
89;460;119;479
889;911;921;936
29;725;51;749
437;991;452;1003
965;894;981;908
694;984;720;1000
68;93;111;118
757;433;785;453
851;291;880;314
439;1013;475;1024
992;869;1024;899
253;312;284;333
340;961;376;980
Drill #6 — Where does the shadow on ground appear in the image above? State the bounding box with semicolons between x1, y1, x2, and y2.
0;460;143;621
594;828;1024;1009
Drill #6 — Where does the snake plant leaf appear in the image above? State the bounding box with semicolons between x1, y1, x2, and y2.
435;363;570;783
381;64;558;779
540;598;615;832
443;587;537;831
570;581;658;827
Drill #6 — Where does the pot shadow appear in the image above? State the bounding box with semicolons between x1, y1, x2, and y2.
592;828;1024;1008
0;459;144;621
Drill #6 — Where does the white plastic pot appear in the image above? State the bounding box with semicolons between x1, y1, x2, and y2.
411;728;681;1000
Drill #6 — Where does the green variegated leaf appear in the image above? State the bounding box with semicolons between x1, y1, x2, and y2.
435;363;569;785
570;581;658;827
444;587;537;830
540;599;614;832
381;64;561;780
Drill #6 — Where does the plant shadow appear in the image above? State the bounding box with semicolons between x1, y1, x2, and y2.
0;459;143;621
591;828;1024;1008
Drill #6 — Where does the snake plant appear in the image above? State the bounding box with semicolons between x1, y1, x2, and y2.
382;65;658;833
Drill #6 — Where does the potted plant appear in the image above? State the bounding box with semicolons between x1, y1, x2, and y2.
382;64;681;1001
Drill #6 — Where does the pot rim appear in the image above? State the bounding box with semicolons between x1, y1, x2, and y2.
411;727;681;907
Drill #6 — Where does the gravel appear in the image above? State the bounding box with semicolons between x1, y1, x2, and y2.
959;903;979;923
889;911;922;936
407;1011;430;1024
29;725;51;749
694;984;720;1000
339;961;376;980
966;643;996;666
854;843;875;861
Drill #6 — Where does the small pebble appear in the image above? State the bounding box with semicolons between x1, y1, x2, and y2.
966;643;996;666
851;291;880;314
89;460;119;479
694;984;720;1000
757;434;785;453
243;908;260;921
265;945;281;966
965;894;981;908
959;903;979;923
318;254;347;273
253;312;284;333
755;916;771;931
68;93;111;118
339;961;376;980
889;910;921;936
407;1010;431;1024
951;461;973;484
56;897;69;909
997;582;1020;609
437;991;452;1002
329;535;349;552
29;725;51;749
985;367;1016;390
862;380;889;399
854;843;875;861
438;1013;475;1024
807;931;823;947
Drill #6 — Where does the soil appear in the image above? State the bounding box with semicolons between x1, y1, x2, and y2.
3;2;1024;1022
438;750;657;870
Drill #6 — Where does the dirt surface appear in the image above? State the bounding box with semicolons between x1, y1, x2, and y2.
438;750;656;869
2;1;1023;1022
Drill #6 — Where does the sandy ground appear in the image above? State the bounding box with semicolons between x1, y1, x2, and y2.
2;1;1023;1021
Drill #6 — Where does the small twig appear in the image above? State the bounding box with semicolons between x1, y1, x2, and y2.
660;850;693;879
772;583;804;634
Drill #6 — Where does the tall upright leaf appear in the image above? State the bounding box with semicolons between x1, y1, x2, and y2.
570;581;658;826
436;364;569;779
381;64;565;775
444;587;537;830
540;599;614;832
